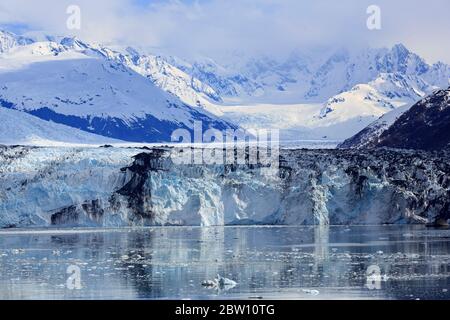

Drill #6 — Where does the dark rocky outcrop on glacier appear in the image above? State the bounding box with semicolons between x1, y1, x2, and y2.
1;146;449;228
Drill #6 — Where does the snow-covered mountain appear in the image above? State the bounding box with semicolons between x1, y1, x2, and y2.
316;72;431;128
162;45;449;141
73;43;224;113
170;45;450;104
0;30;33;53
0;31;236;143
1;29;449;144
215;71;446;141
166;53;311;103
340;87;450;150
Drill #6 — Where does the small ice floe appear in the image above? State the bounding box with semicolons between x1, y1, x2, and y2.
302;289;320;296
202;280;216;287
217;275;237;289
406;253;420;259
403;233;414;238
52;250;61;256
343;253;352;259
202;274;237;291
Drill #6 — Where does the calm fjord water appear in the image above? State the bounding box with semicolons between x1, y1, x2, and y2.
0;225;449;300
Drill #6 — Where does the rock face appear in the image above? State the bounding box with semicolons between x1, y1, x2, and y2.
374;88;450;150
340;88;450;150
338;104;411;149
1;146;449;228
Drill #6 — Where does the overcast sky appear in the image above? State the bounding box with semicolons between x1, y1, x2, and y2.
0;0;449;63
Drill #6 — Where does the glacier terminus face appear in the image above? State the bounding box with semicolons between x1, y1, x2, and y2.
1;145;449;229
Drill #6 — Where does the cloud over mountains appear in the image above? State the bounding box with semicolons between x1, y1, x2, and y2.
0;0;449;62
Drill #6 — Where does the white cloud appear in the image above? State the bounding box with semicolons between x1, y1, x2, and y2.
0;0;449;63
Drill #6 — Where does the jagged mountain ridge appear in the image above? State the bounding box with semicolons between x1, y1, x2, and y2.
167;45;450;104
71;41;224;111
1;29;449;144
166;45;449;140
0;30;33;53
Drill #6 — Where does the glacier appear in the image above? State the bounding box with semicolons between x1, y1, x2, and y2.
1;146;449;228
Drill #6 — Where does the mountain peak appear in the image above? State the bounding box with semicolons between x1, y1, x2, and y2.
0;30;34;53
125;46;140;58
60;36;89;50
381;43;429;75
391;43;410;55
0;29;15;37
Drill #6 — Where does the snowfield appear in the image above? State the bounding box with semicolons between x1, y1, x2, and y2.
0;107;122;146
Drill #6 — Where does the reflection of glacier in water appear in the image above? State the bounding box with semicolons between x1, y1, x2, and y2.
0;225;450;300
